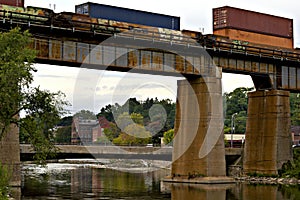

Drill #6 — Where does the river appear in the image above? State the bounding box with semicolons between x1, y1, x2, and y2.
19;160;300;200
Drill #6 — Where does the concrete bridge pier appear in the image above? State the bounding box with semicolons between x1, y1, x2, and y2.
243;90;292;175
170;76;229;182
0;123;21;187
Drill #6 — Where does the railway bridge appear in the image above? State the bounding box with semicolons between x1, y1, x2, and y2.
0;8;298;185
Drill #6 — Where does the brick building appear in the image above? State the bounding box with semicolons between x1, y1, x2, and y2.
71;117;101;144
71;116;111;144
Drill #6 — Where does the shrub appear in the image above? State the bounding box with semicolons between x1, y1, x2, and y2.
0;163;10;200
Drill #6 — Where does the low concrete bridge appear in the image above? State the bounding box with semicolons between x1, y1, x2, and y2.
20;144;242;165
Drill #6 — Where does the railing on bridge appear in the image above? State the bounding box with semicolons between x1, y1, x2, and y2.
1;8;300;61
1;8;300;90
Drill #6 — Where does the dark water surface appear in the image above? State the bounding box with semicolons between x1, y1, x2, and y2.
21;163;300;200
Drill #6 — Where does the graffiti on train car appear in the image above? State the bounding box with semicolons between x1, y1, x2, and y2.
0;4;51;23
232;40;249;50
0;4;24;13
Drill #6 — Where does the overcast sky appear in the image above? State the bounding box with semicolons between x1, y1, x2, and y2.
24;0;299;114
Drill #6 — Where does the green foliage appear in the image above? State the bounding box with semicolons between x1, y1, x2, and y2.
279;148;300;178
0;28;69;165
0;164;10;200
97;104;114;122
98;98;175;145
54;126;71;144
73;110;96;120
163;129;174;145
290;93;300;126
223;87;254;134
96;135;111;144
112;113;151;145
57;116;73;126
104;122;121;141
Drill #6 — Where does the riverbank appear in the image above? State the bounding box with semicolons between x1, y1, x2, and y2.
235;176;300;185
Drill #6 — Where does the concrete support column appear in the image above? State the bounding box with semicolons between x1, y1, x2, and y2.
0;123;21;187
171;76;226;178
243;90;292;175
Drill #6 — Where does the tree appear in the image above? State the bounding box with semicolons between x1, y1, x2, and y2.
113;124;151;146
223;87;254;134
97;104;114;122
163;129;174;145
54;126;71;144
103;122;121;141
290;93;300;126
73;110;96;120
0;28;68;163
112;112;151;145
57;116;73;126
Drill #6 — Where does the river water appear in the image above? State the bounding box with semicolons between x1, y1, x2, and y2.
20;161;300;200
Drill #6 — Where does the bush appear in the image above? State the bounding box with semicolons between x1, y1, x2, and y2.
0;164;10;200
279;148;300;178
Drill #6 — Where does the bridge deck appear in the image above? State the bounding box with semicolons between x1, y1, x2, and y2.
1;8;300;90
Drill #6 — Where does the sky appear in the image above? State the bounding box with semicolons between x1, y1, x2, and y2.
24;0;300;115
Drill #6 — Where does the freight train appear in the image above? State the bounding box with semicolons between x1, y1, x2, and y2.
0;4;187;42
0;3;299;61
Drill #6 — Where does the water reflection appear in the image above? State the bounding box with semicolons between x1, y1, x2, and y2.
21;163;171;199
161;182;234;200
21;163;300;200
162;182;300;200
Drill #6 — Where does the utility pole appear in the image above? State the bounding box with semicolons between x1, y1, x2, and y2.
231;113;238;148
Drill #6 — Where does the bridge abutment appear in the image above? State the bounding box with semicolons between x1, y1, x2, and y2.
171;76;227;180
243;90;292;175
0;123;21;187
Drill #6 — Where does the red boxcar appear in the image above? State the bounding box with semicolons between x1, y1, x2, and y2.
0;0;24;7
213;6;294;49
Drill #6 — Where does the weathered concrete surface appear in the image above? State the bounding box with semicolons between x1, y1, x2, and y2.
243;90;292;175
171;77;226;178
0;124;21;187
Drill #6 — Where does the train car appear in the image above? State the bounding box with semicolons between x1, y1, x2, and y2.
54;12;97;31
75;2;180;30
0;0;23;7
0;4;53;25
213;6;294;49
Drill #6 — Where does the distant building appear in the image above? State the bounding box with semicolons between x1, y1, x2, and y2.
224;133;245;148
291;126;300;146
98;116;110;130
71;117;101;144
71;116;111;144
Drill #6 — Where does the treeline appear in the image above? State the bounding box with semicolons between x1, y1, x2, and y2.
22;87;300;145
97;97;175;145
223;87;300;134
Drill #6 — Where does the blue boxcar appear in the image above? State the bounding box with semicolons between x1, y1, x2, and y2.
75;2;180;30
